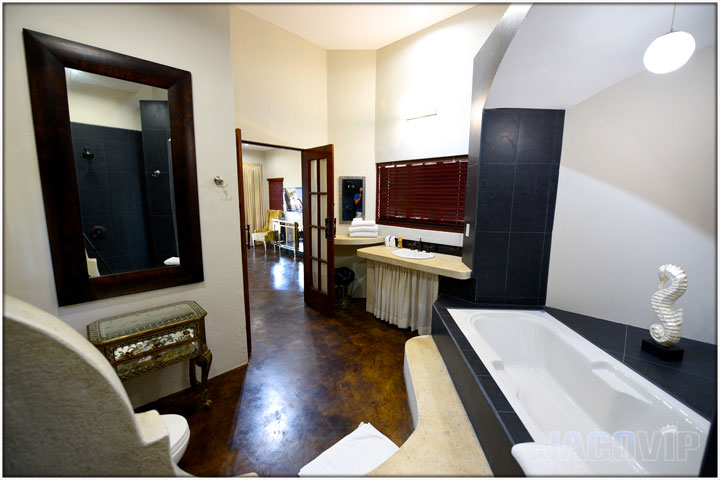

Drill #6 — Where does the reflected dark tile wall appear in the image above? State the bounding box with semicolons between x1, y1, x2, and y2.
140;101;178;267
451;108;564;306
71;122;152;275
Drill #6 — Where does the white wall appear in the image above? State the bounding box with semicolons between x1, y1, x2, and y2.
327;51;377;235
372;5;507;246
4;3;248;406
67;81;167;131
374;4;508;164
547;46;717;343
229;6;327;148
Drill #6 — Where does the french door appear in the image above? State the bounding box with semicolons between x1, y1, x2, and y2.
301;145;335;317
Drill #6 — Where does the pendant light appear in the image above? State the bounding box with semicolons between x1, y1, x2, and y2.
643;4;696;74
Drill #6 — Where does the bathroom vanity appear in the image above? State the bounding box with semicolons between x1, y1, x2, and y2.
357;246;471;334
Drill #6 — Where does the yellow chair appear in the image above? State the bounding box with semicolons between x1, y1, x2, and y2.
252;210;283;250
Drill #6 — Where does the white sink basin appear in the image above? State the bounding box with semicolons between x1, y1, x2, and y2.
391;248;435;260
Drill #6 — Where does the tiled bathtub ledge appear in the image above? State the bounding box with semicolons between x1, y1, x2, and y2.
544;307;717;420
369;336;492;476
431;296;527;476
431;294;718;476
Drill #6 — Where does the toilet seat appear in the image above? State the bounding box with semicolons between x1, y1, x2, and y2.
160;414;190;464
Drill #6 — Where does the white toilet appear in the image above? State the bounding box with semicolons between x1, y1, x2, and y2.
160;414;190;464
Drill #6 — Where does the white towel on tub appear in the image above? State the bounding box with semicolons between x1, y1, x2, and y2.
349;232;379;238
298;422;398;476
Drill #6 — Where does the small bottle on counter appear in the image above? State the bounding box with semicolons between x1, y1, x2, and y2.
397;237;403;248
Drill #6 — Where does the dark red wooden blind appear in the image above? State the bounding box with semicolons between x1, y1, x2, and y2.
376;155;468;232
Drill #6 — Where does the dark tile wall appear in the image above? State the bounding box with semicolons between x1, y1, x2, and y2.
139;100;179;267
71;122;152;275
449;108;564;307
462;6;530;275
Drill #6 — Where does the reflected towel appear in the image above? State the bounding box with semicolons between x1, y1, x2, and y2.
348;225;378;233
351;219;376;227
349;232;378;238
164;257;180;266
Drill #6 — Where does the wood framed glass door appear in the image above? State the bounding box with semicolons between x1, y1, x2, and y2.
301;145;335;317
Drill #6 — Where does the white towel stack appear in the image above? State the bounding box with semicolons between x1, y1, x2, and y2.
348;218;378;238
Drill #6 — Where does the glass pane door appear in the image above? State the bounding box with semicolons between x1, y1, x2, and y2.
301;145;335;317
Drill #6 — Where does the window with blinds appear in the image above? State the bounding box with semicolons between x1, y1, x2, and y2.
376;155;468;232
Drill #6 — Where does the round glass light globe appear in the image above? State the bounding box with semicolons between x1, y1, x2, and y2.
643;31;696;74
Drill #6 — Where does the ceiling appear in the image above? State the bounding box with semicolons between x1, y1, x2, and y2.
234;3;475;50
486;3;717;109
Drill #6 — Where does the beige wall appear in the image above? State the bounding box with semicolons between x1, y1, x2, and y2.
372;5;507;246
4;3;248;406
547;46;717;343
242;148;302;217
374;5;508;164
327;50;377;235
230;6;508;246
230;6;327;148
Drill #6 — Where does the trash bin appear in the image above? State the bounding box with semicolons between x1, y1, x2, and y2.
334;267;355;311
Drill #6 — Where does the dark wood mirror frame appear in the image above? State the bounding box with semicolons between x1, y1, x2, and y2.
23;29;203;306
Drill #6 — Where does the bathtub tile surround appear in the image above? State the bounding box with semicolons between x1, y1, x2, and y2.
431;295;717;475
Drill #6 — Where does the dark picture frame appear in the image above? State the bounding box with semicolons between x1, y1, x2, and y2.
23;29;203;306
339;176;365;223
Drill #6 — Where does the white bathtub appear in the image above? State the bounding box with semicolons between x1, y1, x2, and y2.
448;309;710;476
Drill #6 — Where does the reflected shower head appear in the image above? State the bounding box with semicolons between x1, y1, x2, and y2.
82;147;94;160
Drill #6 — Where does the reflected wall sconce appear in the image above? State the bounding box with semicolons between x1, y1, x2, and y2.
643;4;696;74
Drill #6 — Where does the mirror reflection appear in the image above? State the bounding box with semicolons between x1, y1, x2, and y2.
339;176;365;223
66;68;179;277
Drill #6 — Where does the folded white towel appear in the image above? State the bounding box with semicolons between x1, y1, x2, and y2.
298;422;398;476
349;232;378;238
348;225;379;233
351;218;376;227
164;257;180;266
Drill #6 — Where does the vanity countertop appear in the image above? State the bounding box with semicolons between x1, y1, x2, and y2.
357;246;471;280
334;235;384;246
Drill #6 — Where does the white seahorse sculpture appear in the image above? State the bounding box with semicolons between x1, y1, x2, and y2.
649;264;688;346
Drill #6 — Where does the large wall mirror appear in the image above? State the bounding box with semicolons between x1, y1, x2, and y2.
23;29;203;306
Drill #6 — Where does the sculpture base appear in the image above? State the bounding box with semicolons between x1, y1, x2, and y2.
641;338;685;361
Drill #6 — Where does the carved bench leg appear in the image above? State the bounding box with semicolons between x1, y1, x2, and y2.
196;347;213;410
189;357;199;389
188;347;213;409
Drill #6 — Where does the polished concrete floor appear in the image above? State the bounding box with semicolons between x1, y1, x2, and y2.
139;247;416;476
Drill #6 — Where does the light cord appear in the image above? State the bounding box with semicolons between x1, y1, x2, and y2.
670;3;677;32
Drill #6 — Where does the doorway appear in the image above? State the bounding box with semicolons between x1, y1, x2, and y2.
235;133;335;356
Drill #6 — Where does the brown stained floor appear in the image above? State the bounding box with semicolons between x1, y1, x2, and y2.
138;247;416;476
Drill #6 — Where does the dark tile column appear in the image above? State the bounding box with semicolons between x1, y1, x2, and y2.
472;108;564;307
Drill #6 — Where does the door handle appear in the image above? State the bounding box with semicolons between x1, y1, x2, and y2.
325;218;331;238
333;218;337;237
